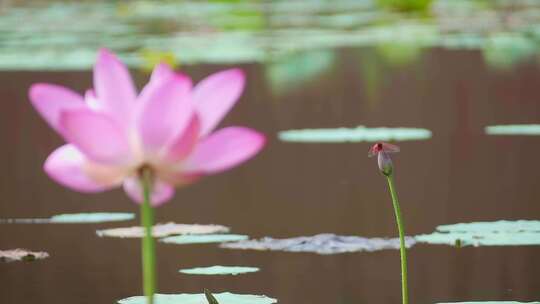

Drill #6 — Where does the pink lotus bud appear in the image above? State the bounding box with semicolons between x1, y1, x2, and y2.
368;142;400;176
378;151;393;176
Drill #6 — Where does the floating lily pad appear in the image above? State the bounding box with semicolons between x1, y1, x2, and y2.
0;212;135;224
161;234;249;245
49;212;135;223
415;232;540;247
96;223;230;238
278;126;432;143
485;125;540;136
221;233;416;254
179;265;259;276
118;292;277;304
437;220;540;233
0;249;49;262
415;220;540;247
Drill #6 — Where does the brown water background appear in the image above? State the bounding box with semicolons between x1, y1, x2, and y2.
0;46;540;303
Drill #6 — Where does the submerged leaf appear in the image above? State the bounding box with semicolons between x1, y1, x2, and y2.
0;212;135;224
96;222;230;238
221;233;416;254
0;249;49;262
180;266;259;276
118;292;277;304
278;126;432;143
161;234;249;245
416;220;540;247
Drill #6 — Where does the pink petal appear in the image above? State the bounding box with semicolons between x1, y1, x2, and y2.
157;170;201;187
84;89;101;111
137;74;193;154
147;63;191;86
44;145;117;193
165;114;200;163
193;69;245;136
150;63;174;83
93;48;137;125
123;176;174;207
182;127;265;174
59;109;132;165
29;83;85;134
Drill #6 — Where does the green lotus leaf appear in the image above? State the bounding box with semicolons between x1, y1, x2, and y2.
416;220;540;247
161;234;248;245
1;212;135;224
485;125;540;136
118;292;277;304
97;223;230;238
278;126;432;143
0;249;49;262
180;265;259;275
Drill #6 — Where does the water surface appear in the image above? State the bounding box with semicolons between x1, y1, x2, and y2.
1;1;540;304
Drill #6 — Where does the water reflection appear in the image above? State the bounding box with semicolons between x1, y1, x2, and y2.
266;50;336;96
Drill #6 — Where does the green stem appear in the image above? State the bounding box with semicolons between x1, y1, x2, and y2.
140;168;156;304
386;174;409;304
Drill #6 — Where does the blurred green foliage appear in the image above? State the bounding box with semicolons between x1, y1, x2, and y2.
376;0;433;12
0;0;539;71
138;49;178;73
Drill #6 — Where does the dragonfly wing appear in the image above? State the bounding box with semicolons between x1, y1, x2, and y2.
381;142;400;153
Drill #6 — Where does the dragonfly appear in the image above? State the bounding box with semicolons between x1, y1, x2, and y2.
368;142;400;157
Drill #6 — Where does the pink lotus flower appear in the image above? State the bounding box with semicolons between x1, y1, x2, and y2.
29;49;265;206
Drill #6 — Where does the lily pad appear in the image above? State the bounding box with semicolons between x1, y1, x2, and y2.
415;220;540;247
0;212;135;224
118;292;277;304
49;212;135;223
221;233;416;254
437;220;540;233
179;266;259;276
415;232;540;247
161;234;249;245
0;249;49;262
485;124;540;136
96;223;230;238
278;126;432;143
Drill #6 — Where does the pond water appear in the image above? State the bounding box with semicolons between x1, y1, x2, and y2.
1;1;540;304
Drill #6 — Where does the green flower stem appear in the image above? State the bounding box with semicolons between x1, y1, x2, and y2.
386;174;409;304
140;168;156;304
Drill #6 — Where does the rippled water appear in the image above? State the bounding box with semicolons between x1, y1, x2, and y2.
1;1;540;304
